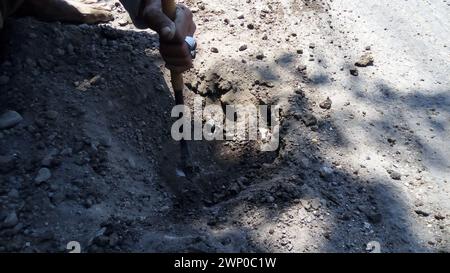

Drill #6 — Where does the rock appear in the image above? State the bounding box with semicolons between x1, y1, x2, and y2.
0;75;10;85
239;44;248;51
297;65;307;72
3;211;18;228
310;198;322;210
349;67;359;76
0;110;23;130
302;113;317;126
319;97;332;110
118;18;129;26
434;213;445;220
297;49;304;54
256;52;265;60
35;168;52;184
300;199;311;211
247;23;255;29
389;170;401;180
414;210;430;217
211;47;219;53
45;110;58;120
319;166;334;181
309;43;316;49
355;53;374;67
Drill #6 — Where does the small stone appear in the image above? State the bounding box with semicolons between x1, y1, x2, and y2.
415;210;430;217
355;53;374;67
256;52;265;60
310;198;322;210
35;168;52;184
297;65;307;72
390;171;401;180
118;19;129;26
0;111;23;130
319;166;334;181
434;213;445;220
302;113;317;127
211;47;219;53
247;23;255;29
46;110;58;120
297;49;304;54
319;97;332;110
309;43;316;49
3;211;18;228
239;44;248;51
350;67;359;76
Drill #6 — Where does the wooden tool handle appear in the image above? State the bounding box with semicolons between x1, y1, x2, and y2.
162;0;177;21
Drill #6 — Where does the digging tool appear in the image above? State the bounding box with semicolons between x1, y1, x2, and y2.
162;0;193;177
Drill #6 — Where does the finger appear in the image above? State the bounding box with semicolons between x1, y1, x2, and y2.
169;5;194;44
160;43;191;58
142;4;176;40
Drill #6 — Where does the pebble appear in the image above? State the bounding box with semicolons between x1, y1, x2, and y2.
350;67;359;76
0;110;23;130
297;65;307;72
239;44;248;51
319;166;334;181
46;110;59;120
319;97;332;110
434;213;445;220
3;211;19;228
414;210;430;217
355;53;374;67
35;168;52;184
256;52;265;60
302;113;318;127
211;47;219;53
390;170;401;180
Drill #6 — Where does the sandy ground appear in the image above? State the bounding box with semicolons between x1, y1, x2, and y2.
0;0;448;252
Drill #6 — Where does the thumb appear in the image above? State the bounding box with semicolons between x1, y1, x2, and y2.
160;22;176;41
